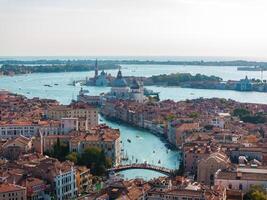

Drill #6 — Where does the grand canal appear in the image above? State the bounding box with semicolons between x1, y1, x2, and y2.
0;64;267;179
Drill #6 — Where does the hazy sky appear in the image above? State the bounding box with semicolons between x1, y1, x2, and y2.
1;0;267;58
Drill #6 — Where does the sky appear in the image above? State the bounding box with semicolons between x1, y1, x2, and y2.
1;0;267;59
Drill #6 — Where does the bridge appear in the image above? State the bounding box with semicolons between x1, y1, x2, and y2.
107;163;173;176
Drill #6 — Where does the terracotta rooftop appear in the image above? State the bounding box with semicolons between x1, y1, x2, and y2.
0;183;25;193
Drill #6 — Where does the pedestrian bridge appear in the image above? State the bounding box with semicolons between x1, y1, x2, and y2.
107;163;173;176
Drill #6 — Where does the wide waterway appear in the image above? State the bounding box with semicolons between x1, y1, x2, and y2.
0;64;267;179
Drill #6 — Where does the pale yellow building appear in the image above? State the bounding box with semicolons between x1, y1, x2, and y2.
46;102;98;131
0;183;26;200
197;152;230;186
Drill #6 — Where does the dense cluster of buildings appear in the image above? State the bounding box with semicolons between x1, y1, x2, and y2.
0;90;122;199
1;88;267;199
81;176;227;200
100;97;267;199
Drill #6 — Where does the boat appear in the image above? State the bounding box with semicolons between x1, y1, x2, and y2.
153;150;155;153
122;151;129;161
54;83;59;86
136;135;140;138
127;139;131;143
158;160;161;164
100;119;103;122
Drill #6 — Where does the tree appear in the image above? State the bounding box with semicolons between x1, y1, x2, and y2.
233;108;250;118
170;161;184;177
66;152;79;164
45;138;69;161
189;112;199;119
244;185;267;200
233;108;266;124
79;147;110;176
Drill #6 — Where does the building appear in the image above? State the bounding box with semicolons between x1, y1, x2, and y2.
110;69;130;98
77;88;102;106
167;121;199;147
85;59;111;86
1;136;32;160
0;183;27;200
28;158;78;200
146;176;226;200
95;70;110;86
76;166;92;194
197;152;230;186
46;101;98;130
130;79;145;103
69;125;121;165
106;69;146;103
0;121;39;140
215;166;267;192
183;144;219;175
209;113;231;129
20;177;49;200
236;76;252;91
0;120;61;140
60;118;79;134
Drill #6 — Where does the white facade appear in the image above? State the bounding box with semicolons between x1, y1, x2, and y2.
60;118;78;134
0;124;39;139
215;168;267;192
54;167;77;200
210;117;225;128
0;123;62;140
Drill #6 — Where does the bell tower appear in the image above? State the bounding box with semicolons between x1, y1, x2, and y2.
94;59;98;79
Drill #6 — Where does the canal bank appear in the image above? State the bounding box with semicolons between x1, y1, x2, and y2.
99;115;181;180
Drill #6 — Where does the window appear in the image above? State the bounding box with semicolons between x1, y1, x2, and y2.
239;184;243;190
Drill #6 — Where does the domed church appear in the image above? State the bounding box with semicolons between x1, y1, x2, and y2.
111;68;130;97
108;68;146;103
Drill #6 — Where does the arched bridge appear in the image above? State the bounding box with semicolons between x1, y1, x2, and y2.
107;163;173;176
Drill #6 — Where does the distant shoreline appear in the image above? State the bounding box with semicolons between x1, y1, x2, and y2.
1;59;267;66
1;59;267;75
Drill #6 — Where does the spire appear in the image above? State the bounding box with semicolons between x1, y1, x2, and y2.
94;59;98;78
116;65;122;79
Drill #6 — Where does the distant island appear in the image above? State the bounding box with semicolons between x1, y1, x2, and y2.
145;73;222;86
237;66;267;71
146;73;267;92
79;61;267;93
1;59;267;75
0;60;120;75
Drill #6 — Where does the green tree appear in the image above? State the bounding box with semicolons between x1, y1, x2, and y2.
189;112;199;119
45;138;69;161
233;108;250;118
79;147;110;176
66;152;79;164
244;185;267;200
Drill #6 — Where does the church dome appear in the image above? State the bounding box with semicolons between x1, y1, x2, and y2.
100;70;106;76
131;79;140;89
112;70;128;87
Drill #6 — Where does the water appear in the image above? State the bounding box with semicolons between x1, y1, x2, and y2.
1;65;267;104
100;118;179;180
0;64;267;180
